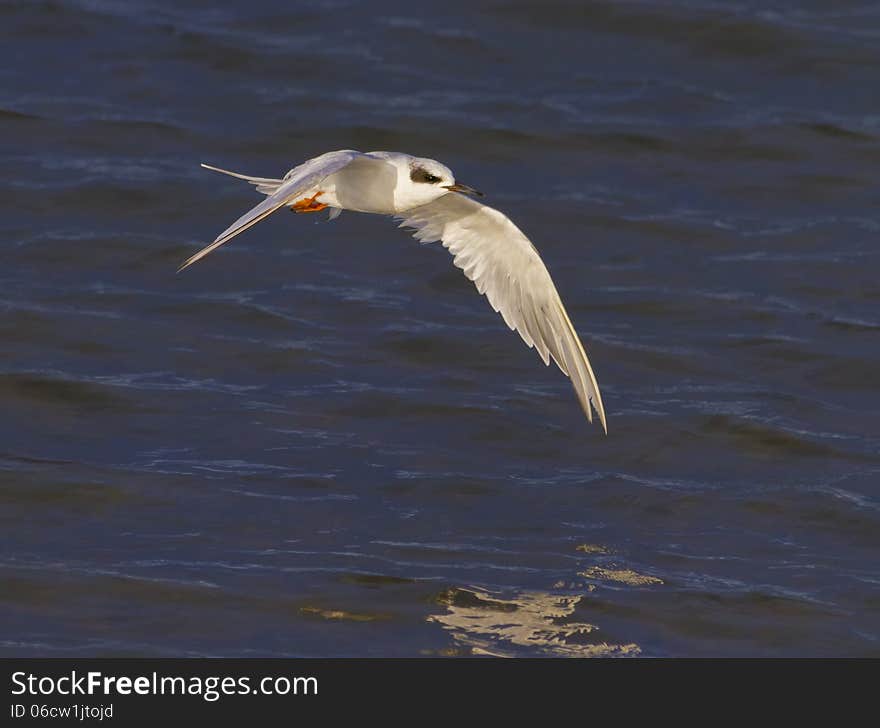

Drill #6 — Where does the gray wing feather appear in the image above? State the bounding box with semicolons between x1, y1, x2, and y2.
180;150;362;272
397;193;607;431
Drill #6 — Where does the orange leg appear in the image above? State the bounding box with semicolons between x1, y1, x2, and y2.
290;191;328;213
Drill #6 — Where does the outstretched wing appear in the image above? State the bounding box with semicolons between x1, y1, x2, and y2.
397;193;607;431
179;150;363;272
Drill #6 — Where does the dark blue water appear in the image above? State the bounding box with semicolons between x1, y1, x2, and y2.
2;0;879;657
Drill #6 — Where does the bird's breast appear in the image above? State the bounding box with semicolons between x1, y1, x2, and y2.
328;160;400;214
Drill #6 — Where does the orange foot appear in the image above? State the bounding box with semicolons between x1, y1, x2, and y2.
290;191;328;213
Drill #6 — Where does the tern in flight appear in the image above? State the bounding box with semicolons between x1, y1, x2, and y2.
181;150;607;432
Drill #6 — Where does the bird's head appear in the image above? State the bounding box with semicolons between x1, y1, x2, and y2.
398;156;483;209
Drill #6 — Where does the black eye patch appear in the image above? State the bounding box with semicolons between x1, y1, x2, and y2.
410;167;442;184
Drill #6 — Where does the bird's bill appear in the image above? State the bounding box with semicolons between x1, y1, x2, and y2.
444;183;484;197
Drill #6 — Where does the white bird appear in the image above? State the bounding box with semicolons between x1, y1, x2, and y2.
181;150;607;432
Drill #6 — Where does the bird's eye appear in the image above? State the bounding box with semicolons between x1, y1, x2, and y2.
410;167;443;184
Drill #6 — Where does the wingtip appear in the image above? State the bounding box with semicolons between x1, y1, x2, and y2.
595;401;608;435
594;405;608;435
176;257;196;274
583;398;608;435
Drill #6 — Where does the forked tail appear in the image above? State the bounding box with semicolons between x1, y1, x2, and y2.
200;163;284;196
